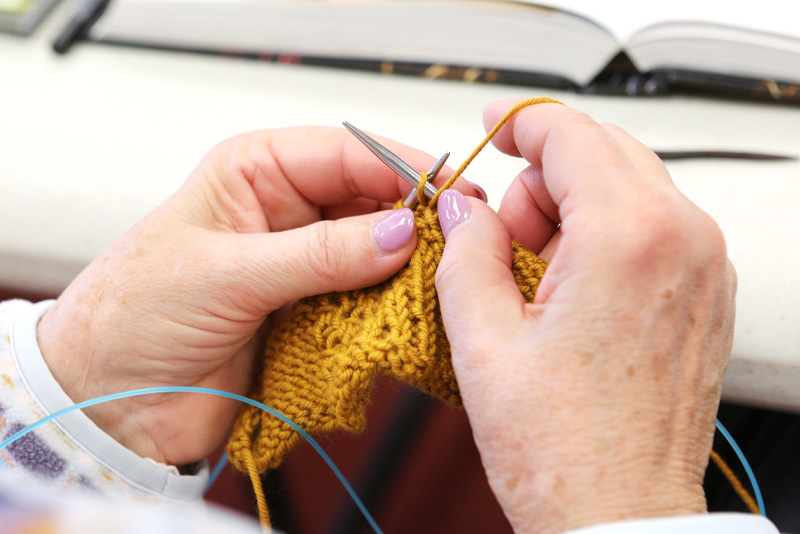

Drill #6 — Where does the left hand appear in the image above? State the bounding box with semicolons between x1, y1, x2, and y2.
37;126;475;466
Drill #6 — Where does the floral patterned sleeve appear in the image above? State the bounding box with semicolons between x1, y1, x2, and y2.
0;299;207;500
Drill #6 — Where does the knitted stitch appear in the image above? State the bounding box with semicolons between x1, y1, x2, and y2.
227;204;547;475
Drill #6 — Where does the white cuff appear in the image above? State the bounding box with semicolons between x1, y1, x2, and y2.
10;300;208;502
565;513;779;534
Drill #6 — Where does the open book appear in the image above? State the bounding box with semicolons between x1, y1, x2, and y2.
86;0;800;103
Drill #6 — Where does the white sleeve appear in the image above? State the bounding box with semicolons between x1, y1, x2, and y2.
1;299;208;502
564;513;779;534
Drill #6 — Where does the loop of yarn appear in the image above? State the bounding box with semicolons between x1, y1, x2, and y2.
417;172;429;205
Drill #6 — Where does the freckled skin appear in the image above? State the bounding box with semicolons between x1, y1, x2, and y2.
437;102;735;534
36;126;483;468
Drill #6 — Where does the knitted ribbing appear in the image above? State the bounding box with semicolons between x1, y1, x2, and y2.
227;204;547;474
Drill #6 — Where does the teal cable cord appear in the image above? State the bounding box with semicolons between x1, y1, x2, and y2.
0;386;765;525
0;386;383;534
716;418;765;516
205;452;229;495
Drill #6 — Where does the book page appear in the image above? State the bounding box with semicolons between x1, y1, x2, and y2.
95;0;800;42
90;0;621;86
533;0;800;42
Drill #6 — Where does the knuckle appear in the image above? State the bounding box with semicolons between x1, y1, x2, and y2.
695;214;728;261
553;109;599;136
435;251;469;291
618;193;730;274
305;221;346;285
727;259;739;293
598;122;626;136
548;110;618;154
434;255;457;289
617;196;681;257
675;207;729;273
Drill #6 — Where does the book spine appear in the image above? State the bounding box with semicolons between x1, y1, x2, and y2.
95;38;579;91
584;69;800;105
658;70;800;105
93;39;800;106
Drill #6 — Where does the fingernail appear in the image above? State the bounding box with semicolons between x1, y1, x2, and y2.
468;181;488;203
373;208;415;253
438;190;471;239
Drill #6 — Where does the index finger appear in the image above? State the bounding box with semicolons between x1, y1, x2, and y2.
484;100;643;213
218;126;475;231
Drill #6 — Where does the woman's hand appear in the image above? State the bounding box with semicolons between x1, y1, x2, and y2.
37;126;474;466
435;101;737;534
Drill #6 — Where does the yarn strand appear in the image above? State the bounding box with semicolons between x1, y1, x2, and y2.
710;450;760;514
417;171;429;205
428;97;564;205
243;445;271;529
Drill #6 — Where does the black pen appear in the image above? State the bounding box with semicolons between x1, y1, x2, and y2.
52;0;111;54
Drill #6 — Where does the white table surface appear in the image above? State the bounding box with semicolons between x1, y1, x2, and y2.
2;0;800;412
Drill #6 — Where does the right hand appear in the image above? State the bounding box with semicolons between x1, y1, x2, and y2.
434;101;737;534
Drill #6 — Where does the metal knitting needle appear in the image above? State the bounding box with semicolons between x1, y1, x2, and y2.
401;151;450;208
343;121;448;207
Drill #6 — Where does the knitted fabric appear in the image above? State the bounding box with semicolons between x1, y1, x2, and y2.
227;204;547;475
227;97;563;486
223;97;760;529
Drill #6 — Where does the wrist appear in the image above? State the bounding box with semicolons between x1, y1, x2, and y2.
11;299;208;499
36;296;167;464
494;458;707;534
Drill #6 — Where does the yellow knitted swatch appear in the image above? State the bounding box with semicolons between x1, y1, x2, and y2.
226;97;557;526
225;97;759;528
227;206;547;470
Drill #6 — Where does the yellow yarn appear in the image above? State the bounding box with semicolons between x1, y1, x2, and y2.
228;98;557;466
710;450;760;515
241;445;270;529
227;207;548;472
223;97;757;528
226;97;559;526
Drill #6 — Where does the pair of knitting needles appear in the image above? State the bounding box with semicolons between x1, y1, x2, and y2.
343;121;449;208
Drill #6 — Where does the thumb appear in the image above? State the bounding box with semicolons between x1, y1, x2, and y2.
235;208;417;308
435;190;525;347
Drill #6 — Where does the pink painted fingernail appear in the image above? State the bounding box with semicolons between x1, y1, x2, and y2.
468;181;488;203
374;208;415;253
438;190;471;239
